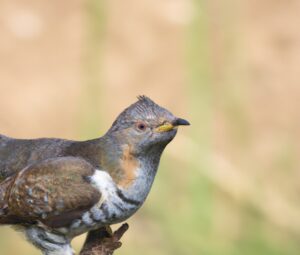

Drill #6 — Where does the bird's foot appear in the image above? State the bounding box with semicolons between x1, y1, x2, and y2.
80;223;129;255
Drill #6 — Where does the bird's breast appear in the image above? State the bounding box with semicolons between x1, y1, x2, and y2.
88;170;144;222
60;169;145;237
56;164;157;238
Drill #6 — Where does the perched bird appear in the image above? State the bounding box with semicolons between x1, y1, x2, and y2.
0;96;190;255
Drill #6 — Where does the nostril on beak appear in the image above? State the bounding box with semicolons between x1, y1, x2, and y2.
173;118;190;126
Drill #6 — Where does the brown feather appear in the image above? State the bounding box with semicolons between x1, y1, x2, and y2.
117;145;139;188
3;157;101;228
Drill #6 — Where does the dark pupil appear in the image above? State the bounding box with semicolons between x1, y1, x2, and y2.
138;124;145;130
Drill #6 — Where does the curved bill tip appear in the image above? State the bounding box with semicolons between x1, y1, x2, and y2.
173;118;190;126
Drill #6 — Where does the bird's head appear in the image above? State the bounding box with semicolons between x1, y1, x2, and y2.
106;96;190;157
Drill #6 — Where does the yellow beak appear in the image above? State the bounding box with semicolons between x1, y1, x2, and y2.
155;118;190;132
155;123;175;133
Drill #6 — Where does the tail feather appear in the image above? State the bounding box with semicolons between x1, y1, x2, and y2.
0;134;11;181
0;177;14;224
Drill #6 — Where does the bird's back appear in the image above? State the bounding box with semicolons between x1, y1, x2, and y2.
0;134;73;180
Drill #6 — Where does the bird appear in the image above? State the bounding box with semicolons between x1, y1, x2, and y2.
0;96;190;255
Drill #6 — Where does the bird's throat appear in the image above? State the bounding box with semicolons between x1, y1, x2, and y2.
117;145;139;188
98;136;164;202
98;140;139;189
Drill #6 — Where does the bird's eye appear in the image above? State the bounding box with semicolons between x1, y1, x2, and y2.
136;122;147;131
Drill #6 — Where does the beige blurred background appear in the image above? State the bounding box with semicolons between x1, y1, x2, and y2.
1;0;300;254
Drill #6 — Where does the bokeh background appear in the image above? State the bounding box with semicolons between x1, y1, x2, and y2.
0;0;300;254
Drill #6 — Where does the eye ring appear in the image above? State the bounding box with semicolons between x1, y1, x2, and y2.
136;122;147;131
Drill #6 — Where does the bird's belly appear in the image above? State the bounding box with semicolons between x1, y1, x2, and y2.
56;198;141;238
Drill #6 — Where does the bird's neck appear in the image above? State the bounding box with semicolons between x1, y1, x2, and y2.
98;136;164;202
125;147;163;201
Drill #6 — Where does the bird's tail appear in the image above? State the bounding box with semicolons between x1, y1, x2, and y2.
0;134;11;182
0;177;15;224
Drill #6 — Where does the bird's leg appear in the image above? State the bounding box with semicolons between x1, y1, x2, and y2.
80;223;129;255
25;226;74;255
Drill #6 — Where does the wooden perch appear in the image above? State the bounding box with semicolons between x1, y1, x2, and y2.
80;223;129;255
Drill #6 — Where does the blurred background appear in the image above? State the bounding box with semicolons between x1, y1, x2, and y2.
0;0;300;254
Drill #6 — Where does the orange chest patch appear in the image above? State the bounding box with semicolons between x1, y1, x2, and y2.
118;145;139;188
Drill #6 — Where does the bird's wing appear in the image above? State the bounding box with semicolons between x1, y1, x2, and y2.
7;156;101;228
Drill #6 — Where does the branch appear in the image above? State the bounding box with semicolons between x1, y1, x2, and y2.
79;223;129;255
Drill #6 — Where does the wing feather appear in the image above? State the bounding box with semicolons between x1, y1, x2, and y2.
7;157;101;228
